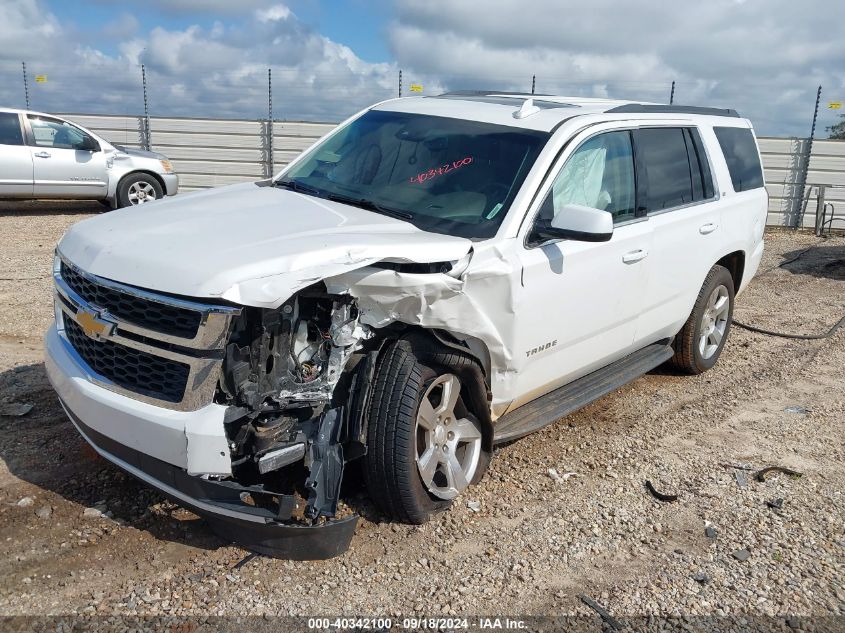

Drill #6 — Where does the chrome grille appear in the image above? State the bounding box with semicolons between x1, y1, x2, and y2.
54;254;241;411
60;262;202;339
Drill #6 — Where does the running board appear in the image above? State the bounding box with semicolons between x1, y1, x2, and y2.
493;341;674;444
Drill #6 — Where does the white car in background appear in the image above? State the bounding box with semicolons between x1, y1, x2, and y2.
0;107;177;208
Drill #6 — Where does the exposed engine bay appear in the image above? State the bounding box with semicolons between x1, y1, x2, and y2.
214;285;375;522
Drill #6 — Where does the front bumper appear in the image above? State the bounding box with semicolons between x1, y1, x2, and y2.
45;324;230;474
45;324;358;559
161;172;179;196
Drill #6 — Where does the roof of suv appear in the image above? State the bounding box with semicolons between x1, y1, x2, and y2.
375;92;742;133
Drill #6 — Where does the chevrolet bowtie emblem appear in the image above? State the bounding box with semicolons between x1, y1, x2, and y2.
75;307;116;340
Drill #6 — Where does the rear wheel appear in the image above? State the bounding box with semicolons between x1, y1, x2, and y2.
364;340;487;523
670;265;735;374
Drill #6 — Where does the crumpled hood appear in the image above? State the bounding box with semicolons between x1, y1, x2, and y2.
58;182;473;307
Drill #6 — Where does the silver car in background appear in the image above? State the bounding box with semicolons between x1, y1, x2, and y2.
0;107;177;208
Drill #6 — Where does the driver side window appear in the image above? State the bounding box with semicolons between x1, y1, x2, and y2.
28;116;88;150
540;130;636;225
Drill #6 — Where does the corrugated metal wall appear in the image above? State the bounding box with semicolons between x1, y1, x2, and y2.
759;137;845;229
62;114;845;229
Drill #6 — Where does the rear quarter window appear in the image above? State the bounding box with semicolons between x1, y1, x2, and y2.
713;127;764;192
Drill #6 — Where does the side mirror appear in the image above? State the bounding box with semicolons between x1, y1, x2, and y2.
80;135;100;152
534;203;614;243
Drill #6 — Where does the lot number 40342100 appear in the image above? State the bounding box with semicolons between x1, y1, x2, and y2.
409;157;473;184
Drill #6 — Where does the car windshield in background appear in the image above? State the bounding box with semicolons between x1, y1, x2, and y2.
276;109;549;239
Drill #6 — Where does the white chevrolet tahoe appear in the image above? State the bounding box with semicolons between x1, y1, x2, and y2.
45;93;767;559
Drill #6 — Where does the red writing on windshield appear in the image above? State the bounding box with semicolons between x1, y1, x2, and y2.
409;156;473;185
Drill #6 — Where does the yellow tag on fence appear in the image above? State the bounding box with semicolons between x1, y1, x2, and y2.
34;75;47;83
829;102;842;109
409;84;423;93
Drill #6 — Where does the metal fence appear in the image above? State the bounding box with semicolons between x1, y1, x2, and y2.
60;112;845;229
760;137;845;229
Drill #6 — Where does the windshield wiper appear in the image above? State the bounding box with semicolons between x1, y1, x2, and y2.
273;179;325;197
325;193;415;221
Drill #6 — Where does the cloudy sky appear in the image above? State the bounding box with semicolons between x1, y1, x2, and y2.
0;0;843;136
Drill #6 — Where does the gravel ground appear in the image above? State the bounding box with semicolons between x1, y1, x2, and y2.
0;200;843;629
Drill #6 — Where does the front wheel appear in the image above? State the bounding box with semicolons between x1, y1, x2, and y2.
117;173;163;208
670;264;735;374
364;340;487;523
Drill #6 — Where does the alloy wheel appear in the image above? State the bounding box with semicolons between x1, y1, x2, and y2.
699;284;730;359
415;374;482;500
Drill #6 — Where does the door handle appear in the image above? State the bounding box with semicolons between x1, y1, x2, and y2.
34;151;51;158
622;249;648;264
699;223;718;235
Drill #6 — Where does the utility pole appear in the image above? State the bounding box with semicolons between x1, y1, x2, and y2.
22;62;30;109
141;64;151;150
531;75;536;95
398;69;402;97
796;85;823;226
669;80;675;105
267;68;274;178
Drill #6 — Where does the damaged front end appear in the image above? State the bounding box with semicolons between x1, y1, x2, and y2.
209;285;376;558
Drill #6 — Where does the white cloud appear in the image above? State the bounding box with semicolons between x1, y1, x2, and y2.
389;0;845;136
0;0;60;59
256;4;291;23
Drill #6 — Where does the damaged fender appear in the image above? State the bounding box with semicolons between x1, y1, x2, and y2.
325;241;522;417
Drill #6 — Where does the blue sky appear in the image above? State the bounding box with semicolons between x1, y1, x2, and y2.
1;0;843;135
46;0;393;62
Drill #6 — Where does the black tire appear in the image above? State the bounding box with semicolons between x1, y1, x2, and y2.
364;339;488;523
670;265;735;374
116;173;163;208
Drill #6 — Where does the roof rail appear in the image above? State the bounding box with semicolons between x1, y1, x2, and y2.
606;104;740;118
438;90;551;98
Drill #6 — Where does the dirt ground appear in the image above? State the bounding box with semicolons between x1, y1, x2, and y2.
0;200;843;628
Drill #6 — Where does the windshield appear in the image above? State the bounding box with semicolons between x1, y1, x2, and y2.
276;109;549;239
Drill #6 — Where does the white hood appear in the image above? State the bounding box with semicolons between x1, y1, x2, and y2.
58;182;473;307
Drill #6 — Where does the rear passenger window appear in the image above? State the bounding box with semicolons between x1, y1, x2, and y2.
636;128;693;211
0;112;23;146
636;127;715;212
714;127;764;192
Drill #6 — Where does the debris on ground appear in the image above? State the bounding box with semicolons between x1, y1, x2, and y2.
82;508;103;519
16;497;34;508
579;594;623;630
784;405;810;414
645;480;678;502
755;466;804;482
721;461;754;471
0;402;33;417
232;552;260;570
466;500;481;512
34;505;52;519
766;498;785;510
732;549;751;562
735;470;749;488
692;572;711;584
705;526;718;539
